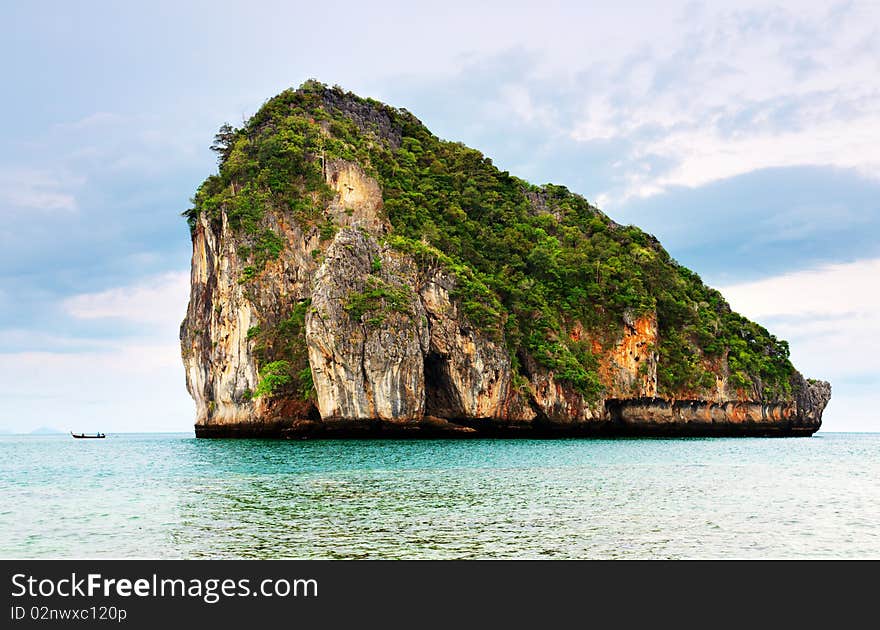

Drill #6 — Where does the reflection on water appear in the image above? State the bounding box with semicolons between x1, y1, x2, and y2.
2;433;879;558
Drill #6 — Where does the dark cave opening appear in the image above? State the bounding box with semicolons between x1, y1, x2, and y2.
423;352;460;418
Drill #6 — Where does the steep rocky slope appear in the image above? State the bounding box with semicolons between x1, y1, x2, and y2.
181;81;830;437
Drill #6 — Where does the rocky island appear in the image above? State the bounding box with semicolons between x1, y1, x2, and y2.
181;81;830;438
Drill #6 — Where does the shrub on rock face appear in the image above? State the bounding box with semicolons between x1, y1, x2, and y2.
254;361;293;398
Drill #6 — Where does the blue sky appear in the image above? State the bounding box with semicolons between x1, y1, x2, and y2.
1;0;877;432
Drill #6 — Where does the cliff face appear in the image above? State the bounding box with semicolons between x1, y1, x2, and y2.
181;82;830;437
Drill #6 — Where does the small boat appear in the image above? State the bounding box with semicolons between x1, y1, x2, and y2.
71;432;105;439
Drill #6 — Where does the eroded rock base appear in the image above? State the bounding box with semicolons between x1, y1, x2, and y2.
195;410;821;438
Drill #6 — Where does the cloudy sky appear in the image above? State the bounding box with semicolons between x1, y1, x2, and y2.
2;0;877;432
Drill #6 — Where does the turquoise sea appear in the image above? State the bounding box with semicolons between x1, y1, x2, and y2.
1;433;878;559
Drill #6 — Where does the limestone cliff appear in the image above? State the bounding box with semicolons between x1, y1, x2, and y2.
181;82;830;437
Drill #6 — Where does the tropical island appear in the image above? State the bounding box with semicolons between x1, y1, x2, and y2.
180;80;830;438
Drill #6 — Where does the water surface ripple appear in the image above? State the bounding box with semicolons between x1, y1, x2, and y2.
1;433;877;559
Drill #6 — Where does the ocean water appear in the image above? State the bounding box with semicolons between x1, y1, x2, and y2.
1;432;878;559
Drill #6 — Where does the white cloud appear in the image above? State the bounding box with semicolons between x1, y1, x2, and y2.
534;3;880;205
643;114;880;193
495;84;557;128
63;271;189;327
718;257;880;319
0;170;81;213
0;329;114;352
54;111;126;131
570;97;621;142
12;109;209;193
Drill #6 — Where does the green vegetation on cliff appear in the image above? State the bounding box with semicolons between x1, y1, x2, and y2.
344;276;413;325
247;300;314;400
185;80;794;402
